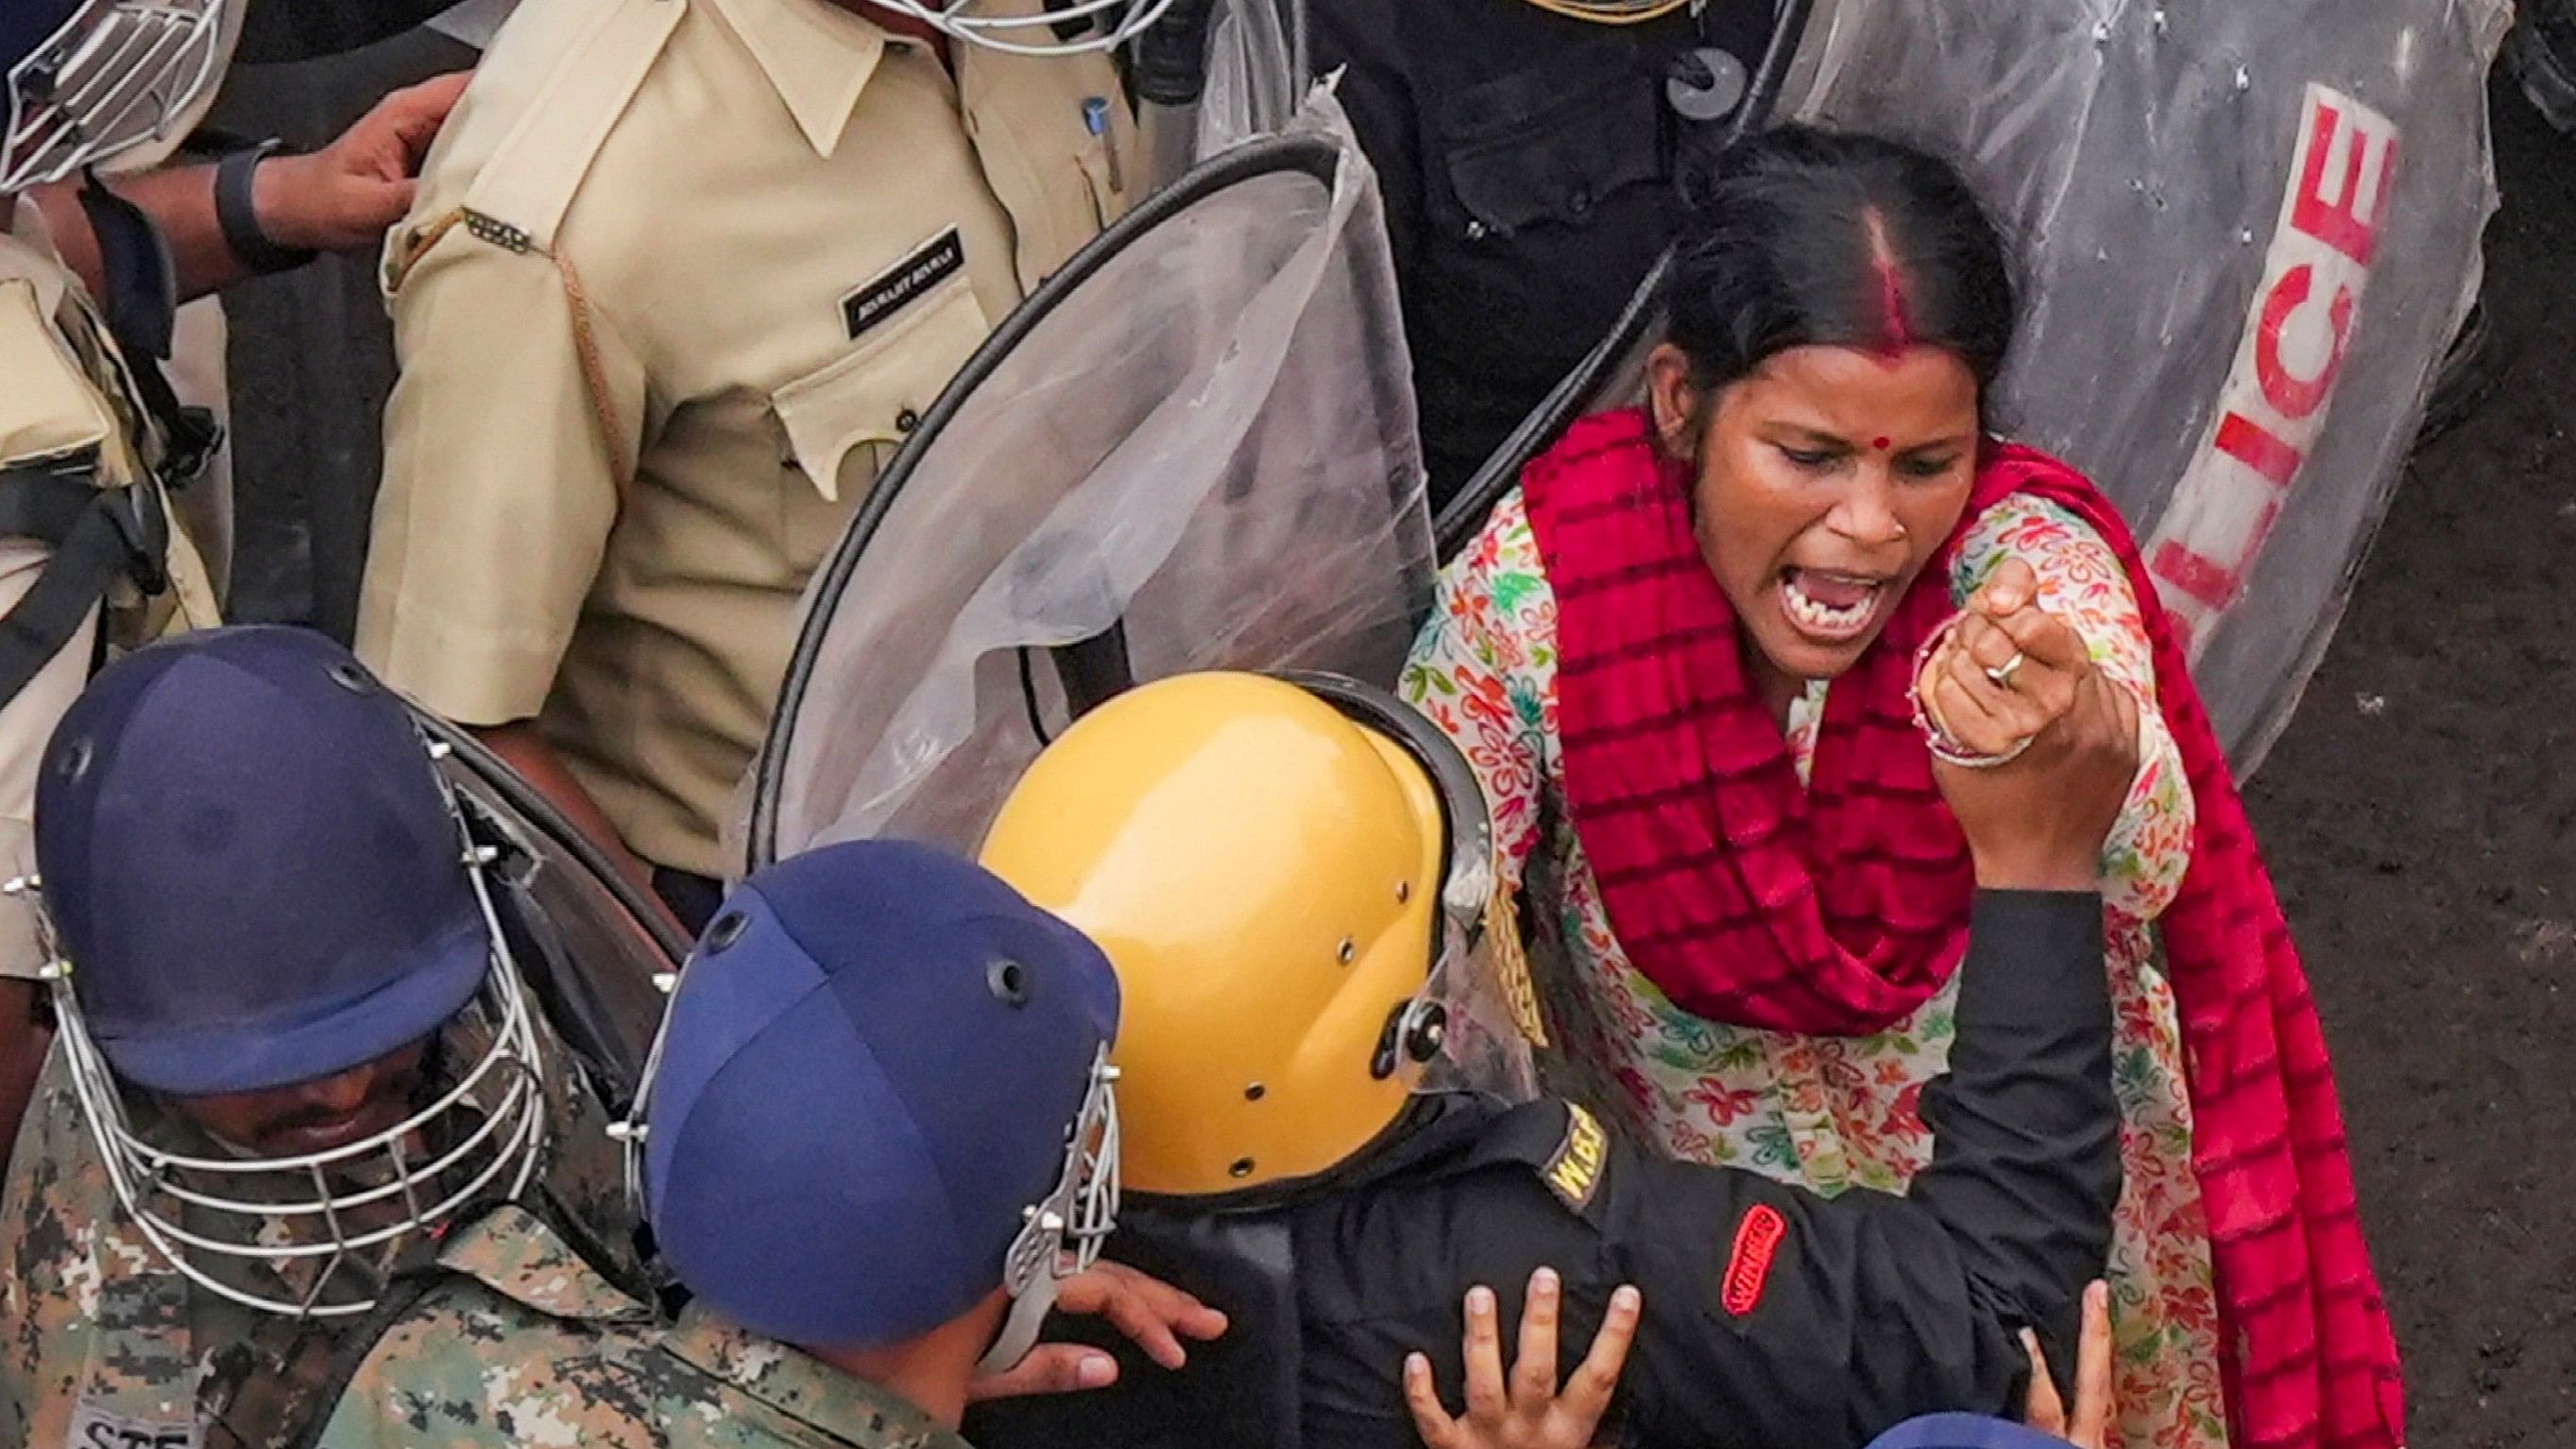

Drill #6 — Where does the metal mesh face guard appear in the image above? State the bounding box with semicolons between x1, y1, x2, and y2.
977;1046;1120;1372
32;744;550;1321
2;0;230;193
618;1011;1117;1371
867;0;1180;57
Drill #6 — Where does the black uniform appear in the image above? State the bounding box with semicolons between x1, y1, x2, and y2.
968;892;2120;1449
1309;0;1780;503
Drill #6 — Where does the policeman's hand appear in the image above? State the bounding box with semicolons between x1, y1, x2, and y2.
1921;560;2140;892
256;72;471;254
964;1262;1231;1401
2022;1280;2115;1449
1405;1270;1641;1449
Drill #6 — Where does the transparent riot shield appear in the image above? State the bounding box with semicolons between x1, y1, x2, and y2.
1133;0;1303;190
1442;0;2507;770
1787;0;2507;766
418;712;686;1115
746;96;1434;867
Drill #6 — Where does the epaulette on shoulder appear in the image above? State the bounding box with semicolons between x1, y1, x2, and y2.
410;0;686;273
464;0;684;256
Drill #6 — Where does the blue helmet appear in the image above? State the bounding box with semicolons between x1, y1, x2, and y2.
1865;1416;2083;1449
634;839;1119;1369
33;626;549;1319
39;626;488;1094
3;0;233;192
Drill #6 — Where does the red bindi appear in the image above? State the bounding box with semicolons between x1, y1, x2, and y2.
1872;436;1892;452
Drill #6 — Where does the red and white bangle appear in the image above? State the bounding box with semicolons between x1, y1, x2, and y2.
1911;615;2034;769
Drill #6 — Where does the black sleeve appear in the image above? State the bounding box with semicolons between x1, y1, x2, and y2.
1285;892;2116;1449
1304;0;1424;286
1602;890;2120;1449
1905;890;2124;1376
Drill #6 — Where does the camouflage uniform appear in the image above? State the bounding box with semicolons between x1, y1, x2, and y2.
316;1202;971;1449
0;1014;640;1449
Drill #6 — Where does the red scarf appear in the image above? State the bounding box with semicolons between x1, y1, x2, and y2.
1524;408;2402;1449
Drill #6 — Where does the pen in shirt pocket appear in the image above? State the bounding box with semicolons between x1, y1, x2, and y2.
1082;95;1125;195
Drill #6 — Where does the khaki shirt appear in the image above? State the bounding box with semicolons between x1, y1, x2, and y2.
0;208;220;980
361;0;1136;878
318;1202;974;1449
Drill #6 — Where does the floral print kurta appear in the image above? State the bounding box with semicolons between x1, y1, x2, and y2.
1404;488;2227;1449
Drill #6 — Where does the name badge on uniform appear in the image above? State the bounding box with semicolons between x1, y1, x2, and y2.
841;229;967;342
68;1401;202;1449
1541;1103;1610;1212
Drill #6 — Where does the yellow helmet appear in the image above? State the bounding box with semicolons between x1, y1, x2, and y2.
979;672;1498;1200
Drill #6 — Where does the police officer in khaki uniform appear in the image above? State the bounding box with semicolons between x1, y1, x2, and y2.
362;0;1152;926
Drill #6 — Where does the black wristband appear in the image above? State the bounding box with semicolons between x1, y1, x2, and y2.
213;143;319;274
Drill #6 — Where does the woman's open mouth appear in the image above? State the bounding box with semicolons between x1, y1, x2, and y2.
1777;568;1889;644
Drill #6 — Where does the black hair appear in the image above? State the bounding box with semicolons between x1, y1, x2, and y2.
1661;126;2018;422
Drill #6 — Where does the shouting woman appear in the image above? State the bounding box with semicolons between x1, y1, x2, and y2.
1404;128;2400;1449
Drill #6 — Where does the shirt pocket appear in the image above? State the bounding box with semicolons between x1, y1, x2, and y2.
0;280;115;469
766;274;991;575
1432;47;1664;240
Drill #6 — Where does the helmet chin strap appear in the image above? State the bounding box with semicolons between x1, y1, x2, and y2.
976;1270;1067;1376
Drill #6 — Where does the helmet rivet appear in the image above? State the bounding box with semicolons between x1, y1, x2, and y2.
1229;1157;1255;1179
1244;1082;1266;1101
1337;938;1356;965
59;738;92;781
327;661;375;694
1395;880;1411;904
706;912;748;952
987;959;1032;1006
1405;1003;1451;1064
